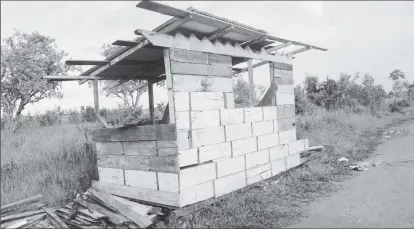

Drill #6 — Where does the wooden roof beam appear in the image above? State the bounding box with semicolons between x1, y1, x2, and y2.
240;35;267;48
266;42;292;53
161;14;192;33
288;46;312;56
208;25;234;41
66;60;109;65
233;61;270;75
112;40;140;47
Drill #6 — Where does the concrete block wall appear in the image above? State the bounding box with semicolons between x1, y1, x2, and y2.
165;48;309;207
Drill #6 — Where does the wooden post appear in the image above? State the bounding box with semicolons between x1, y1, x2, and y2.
148;79;155;125
269;62;276;106
93;80;99;113
247;59;255;106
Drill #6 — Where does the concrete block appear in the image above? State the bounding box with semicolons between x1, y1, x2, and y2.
220;108;244;126
191;110;220;129
180;181;214;207
199;142;231;162
174;92;190;112
277;105;295;119
262;106;278;121
273;120;279;132
289;139;306;155
98;167;124;185
277;118;295;132
276;94;295;105
244;107;263;123
125;170;157;190
286;153;301;169
175;111;190;130
192;126;225;147
178;148;198;167
225;92;235;109
246;163;272;185
158;173;179;193
252;121;274;136
271;158;287;176
231;137;257;156
190;92;225;111
245;149;270;169
225;123;252;141
216;155;245;178
176;130;190;150
277;85;294;94
279;130;297;145
257;133;279;150
214;171;246;197
180;162;216;189
269;144;289;161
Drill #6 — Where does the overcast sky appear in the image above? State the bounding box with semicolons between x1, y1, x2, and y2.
1;1;414;115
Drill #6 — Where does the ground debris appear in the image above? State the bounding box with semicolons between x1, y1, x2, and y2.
337;157;349;162
1;190;163;229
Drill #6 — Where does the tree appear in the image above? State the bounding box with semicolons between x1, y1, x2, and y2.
388;69;405;81
1;30;76;122
233;76;265;108
97;44;164;109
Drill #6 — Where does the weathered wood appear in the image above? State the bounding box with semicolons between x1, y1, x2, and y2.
97;154;178;173
241;36;267;47
0;209;44;223
66;60;109;65
123;141;157;156
273;62;293;71
93;80;99;114
162;14;193;33
266;42;292;52
111;195;153;216
112;40;139;46
170;61;232;77
96;142;123;155
92;181;180;208
0;194;42;214
172;74;233;93
269;62;276;106
3;213;46;229
257;83;277;107
248;59;255;106
89;124;176;142
208;25;234;40
169;49;208;64
208;53;232;67
88;188;153;228
74;198;129;225
77;208;107;221
44;208;70;229
148;80;155;125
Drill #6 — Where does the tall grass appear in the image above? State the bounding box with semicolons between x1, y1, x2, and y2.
1;123;98;206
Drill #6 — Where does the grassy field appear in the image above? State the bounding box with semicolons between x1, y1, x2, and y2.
1;107;413;227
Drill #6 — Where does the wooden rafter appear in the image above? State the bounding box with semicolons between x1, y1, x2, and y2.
240;35;267;48
161;14;193;32
266;42;292;53
112;40;140;46
66;60;109;65
207;25;234;40
233;61;270;75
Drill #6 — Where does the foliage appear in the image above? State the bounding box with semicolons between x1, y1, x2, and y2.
36;107;63;126
80;106;96;123
0;30;78;122
389;98;412;113
155;101;167;120
389;69;405;81
233;76;266;108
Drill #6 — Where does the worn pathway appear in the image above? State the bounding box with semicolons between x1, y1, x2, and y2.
289;119;414;228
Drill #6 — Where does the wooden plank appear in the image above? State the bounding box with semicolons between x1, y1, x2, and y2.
240;35;267;47
0;209;44;223
148;80;155;125
247;59;255;106
257;83;277;107
0;194;42;214
112;40;139;46
44;208;70;229
207;53;232;67
73;198;129;225
172;74;233;93
266;42;292;52
92;181;180;208
169;49;208;64
97;154;178;173
89;124;176;142
4;213;46;229
273;62;293;71
88;188;153;228
96;142;123;155
93;80;99;114
158;147;178;156
269;62;276;106
123;141;157;156
170;61;232;77
77;209;107;220
66;60;109;65
111;195;153;216
162;14;193;33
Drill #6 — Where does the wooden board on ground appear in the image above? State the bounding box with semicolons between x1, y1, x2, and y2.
0;194;42;214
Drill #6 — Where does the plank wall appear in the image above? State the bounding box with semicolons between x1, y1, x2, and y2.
165;48;309;207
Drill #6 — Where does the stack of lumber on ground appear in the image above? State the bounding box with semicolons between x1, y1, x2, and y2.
1;189;164;229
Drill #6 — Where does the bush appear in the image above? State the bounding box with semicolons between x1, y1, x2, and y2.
37;110;60;126
389;99;411;112
67;109;81;124
80;106;96;123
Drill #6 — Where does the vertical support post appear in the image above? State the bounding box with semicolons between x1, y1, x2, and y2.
247;59;255;106
269;62;276;106
93;80;99;113
163;48;175;124
148;79;155;125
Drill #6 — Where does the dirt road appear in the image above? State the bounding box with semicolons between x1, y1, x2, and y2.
289;119;414;228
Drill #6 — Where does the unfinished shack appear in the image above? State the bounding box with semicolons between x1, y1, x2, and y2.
45;1;327;208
